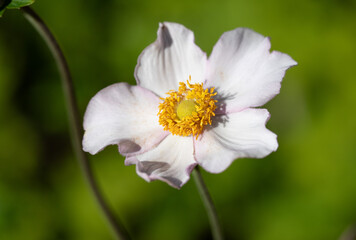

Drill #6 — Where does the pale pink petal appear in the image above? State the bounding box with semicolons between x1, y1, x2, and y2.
83;83;168;155
135;22;207;97
125;134;197;189
194;108;278;173
206;28;297;114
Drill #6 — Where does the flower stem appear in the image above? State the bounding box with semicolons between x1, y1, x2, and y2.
192;167;224;240
21;7;131;240
339;223;356;240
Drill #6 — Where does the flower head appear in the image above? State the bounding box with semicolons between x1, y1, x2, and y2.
82;22;297;188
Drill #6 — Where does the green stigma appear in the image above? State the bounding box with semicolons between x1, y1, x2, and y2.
176;100;197;120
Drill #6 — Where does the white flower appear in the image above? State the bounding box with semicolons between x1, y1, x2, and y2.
82;22;297;188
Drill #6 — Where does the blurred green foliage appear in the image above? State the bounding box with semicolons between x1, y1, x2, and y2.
1;0;356;239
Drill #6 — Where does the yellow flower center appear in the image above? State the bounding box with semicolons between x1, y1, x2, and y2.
158;76;217;139
176;100;197;120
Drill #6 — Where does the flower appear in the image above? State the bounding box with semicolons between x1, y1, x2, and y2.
82;22;297;189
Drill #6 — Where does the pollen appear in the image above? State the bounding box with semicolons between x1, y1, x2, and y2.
158;76;218;139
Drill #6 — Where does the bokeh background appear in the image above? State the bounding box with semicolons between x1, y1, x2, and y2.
1;0;356;239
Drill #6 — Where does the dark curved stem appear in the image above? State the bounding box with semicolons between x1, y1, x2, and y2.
192;167;224;240
21;7;131;240
339;223;356;240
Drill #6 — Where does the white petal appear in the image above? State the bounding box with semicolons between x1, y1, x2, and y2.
194;108;278;173
206;28;297;113
125;135;197;189
83;83;168;155
135;22;207;97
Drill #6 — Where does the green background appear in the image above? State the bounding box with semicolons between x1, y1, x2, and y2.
1;0;356;239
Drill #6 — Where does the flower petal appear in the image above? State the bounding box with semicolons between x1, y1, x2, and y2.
83;83;168;155
206;28;297;113
125;134;197;189
194;108;278;173
135;22;207;97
